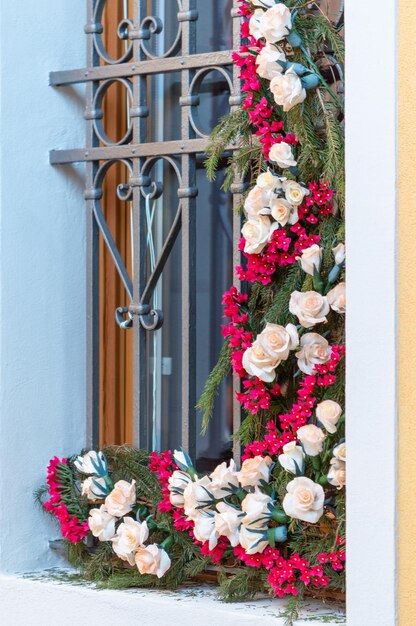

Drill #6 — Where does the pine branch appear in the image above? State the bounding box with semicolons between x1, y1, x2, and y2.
296;13;344;63
287;97;325;183
218;568;264;603
233;411;263;445
281;593;304;626
67;540;89;568
82;542;124;581
320;216;342;270
183;556;212;579
223;144;264;192
99;572;159;590
316;91;345;212
103;445;161;505
205;110;251;182
34;486;48;511
55;462;89;521
263;265;303;327
197;341;232;434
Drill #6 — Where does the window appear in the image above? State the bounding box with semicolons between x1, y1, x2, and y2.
50;0;242;468
0;0;399;622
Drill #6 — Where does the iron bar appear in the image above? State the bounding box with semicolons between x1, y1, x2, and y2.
50;139;235;165
132;0;150;450
49;50;234;86
140;205;182;306
180;0;197;458
85;0;100;448
231;0;243;463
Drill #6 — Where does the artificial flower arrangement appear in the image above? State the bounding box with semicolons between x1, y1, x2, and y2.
39;442;345;606
38;0;345;621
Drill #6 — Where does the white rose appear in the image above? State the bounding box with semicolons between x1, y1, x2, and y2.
239;523;269;554
105;480;136;517
269;142;297;169
258;321;299;360
296;332;331;375
209;459;239;498
327;457;346;490
242;322;299;382
270;197;298;226
192;511;219;550
332;243;345;265
249;9;264;40
241;217;275;254
328;442;346;490
257;170;284;192
74;450;107;476
283;476;325;523
88;505;116;542
135;545;171;578
112;518;149;566
333;442;346;462
259;3;292;43
214;502;243;547
297;424;326;456
283;180;308;206
237;455;272;488
168;470;193;508
256;43;286;80
183;475;214;520
278;441;305;474
244;185;272;218
241;488;273;524
270;67;306;112
296;245;322;276
289;291;330;328
316;400;342;434
173;449;193;471
242;343;278;382
81;476;109;501
327;282;346;314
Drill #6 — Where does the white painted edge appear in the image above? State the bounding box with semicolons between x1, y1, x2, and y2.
0;575;346;626
345;1;398;625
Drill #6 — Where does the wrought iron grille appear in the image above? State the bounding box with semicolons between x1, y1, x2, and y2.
50;0;242;457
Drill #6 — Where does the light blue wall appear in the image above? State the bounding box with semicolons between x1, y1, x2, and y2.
0;1;87;572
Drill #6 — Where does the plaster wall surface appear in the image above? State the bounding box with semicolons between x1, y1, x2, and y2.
0;0;87;572
346;0;398;624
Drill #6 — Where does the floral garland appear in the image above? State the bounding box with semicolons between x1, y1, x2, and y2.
175;0;346;601
40;444;345;601
235;181;333;286
43;457;89;543
38;0;345;614
151;440;345;598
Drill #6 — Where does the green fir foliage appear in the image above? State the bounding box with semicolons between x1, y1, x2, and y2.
204;109;252;183
218;568;266;603
197;341;232;434
263;265;303;327
281;593;304;626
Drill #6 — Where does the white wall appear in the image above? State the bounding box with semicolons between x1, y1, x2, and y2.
0;1;87;572
346;0;398;624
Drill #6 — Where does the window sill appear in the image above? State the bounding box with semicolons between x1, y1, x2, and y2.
0;571;346;625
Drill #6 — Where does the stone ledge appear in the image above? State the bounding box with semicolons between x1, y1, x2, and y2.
0;572;346;626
